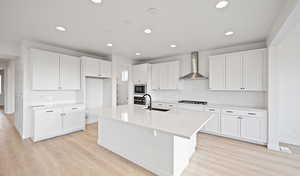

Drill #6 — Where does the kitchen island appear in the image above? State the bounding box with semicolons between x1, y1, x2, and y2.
97;105;212;176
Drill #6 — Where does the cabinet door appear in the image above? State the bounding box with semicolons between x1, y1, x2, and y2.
221;115;241;138
31;49;60;90
84;58;100;77
240;116;261;141
99;60;112;78
226;53;243;90
34;108;62;140
60;55;81;90
159;62;169;89
167;61;179;89
133;64;148;84
151;64;161;90
204;112;220;134
209;55;226;90
243;50;265;91
62;106;85;133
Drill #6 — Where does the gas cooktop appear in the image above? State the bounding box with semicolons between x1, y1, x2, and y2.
178;100;208;105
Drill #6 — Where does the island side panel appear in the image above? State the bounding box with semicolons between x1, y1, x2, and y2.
98;118;174;176
173;134;197;176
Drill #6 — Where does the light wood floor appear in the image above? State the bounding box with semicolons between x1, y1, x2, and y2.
1;112;300;176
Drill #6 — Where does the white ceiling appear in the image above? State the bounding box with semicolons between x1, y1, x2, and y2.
0;0;286;59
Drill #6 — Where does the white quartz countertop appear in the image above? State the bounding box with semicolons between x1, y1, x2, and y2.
31;103;85;110
97;105;213;139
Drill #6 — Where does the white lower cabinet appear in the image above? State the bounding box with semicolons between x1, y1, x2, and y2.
34;108;63;141
203;107;221;134
200;106;267;145
240;116;260;141
33;105;85;142
62;106;86;134
221;114;241;138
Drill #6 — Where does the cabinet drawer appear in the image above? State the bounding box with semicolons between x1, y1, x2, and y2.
205;107;220;113
241;111;266;118
64;105;85;112
222;109;241;116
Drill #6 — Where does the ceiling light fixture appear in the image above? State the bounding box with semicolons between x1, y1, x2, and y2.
107;43;113;47
144;28;152;34
225;31;234;36
56;26;67;32
90;0;102;4
216;0;229;9
135;53;141;56
170;44;177;48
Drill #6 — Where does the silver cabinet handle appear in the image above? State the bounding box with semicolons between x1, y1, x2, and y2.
72;108;79;110
208;109;215;112
46;110;54;113
248;113;256;115
238;117;243;119
226;111;233;113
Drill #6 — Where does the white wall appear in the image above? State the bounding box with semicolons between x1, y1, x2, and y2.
267;0;300;149
148;42;267;108
0;41;19;59
5;60;15;113
277;27;300;145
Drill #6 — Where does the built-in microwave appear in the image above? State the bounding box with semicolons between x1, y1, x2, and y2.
134;84;147;94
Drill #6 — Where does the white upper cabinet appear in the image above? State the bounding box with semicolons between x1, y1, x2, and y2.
132;64;149;84
209;49;267;91
84;58;100;77
99;60;112;78
151;63;161;90
243;50;266;91
225;53;243;90
209;55;226;90
83;57;112;78
31;49;81;90
60;54;81;90
31;49;61;90
151;61;179;90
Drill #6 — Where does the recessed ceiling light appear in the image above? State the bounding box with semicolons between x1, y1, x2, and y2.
107;43;113;47
144;28;152;34
170;44;177;48
90;0;102;4
135;53;141;56
216;0;229;9
56;26;66;32
225;31;234;36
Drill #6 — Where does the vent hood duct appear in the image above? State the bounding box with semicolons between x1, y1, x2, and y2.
180;51;208;80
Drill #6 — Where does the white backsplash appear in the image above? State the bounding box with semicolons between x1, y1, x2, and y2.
30;91;79;106
150;80;267;108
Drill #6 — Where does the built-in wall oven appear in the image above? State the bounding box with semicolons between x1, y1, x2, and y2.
134;96;146;105
134;84;147;94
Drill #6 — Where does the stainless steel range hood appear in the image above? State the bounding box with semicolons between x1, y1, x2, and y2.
180;51;208;80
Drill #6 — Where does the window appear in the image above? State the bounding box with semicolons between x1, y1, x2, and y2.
121;70;128;82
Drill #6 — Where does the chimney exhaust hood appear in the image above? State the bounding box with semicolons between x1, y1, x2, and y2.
180;51;208;80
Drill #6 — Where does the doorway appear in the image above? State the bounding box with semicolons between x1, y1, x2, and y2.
117;64;129;105
0;70;4;111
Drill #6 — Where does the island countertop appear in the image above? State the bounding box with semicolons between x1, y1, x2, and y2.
96;105;213;139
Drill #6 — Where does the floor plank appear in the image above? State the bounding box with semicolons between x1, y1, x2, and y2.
1;112;299;176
